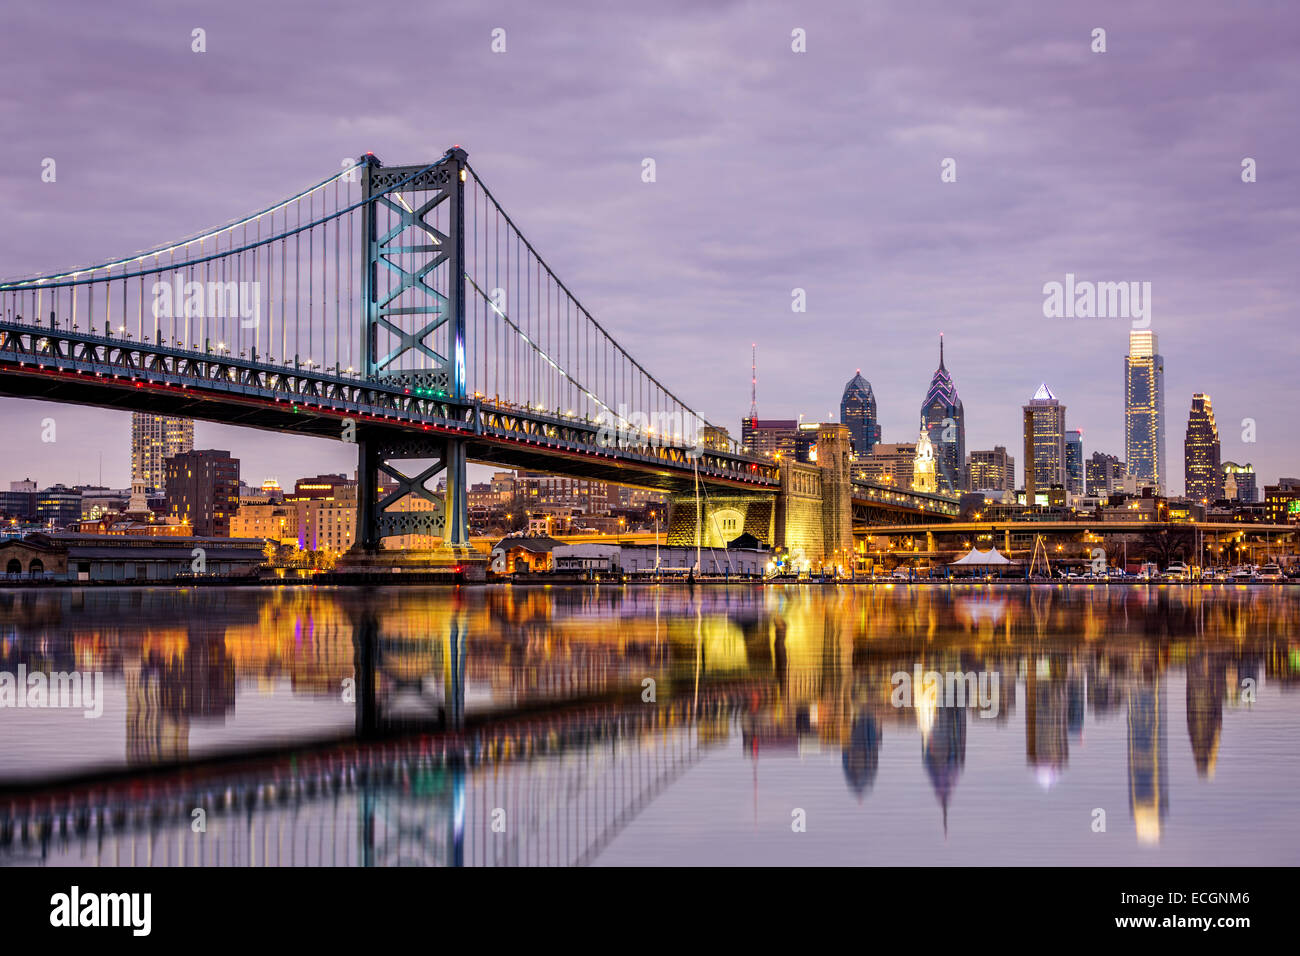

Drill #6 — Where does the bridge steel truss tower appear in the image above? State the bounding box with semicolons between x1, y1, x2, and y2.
357;149;469;551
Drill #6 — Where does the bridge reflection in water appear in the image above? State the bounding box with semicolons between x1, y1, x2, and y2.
1;584;1298;865
3;699;719;868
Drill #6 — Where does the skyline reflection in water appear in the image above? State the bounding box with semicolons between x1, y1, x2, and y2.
1;583;1297;866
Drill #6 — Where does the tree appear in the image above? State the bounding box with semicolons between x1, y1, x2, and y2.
1139;526;1194;567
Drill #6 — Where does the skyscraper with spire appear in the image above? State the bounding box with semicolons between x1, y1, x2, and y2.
740;343;797;459
839;371;881;456
919;334;965;494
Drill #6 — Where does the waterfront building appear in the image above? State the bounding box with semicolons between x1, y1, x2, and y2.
0;532;263;581
1125;330;1166;494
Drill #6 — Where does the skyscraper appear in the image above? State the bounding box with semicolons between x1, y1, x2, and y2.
1125;330;1166;494
839;371;881;456
1065;430;1084;496
1184;394;1221;502
132;413;193;494
919;335;965;494
1024;384;1067;490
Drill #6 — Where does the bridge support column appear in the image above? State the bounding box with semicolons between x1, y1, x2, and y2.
352;429;469;556
353;147;471;562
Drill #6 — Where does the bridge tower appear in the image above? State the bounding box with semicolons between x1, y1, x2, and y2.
355;149;469;554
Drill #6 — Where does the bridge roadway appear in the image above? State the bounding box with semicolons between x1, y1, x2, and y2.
0;318;775;494
0;318;956;519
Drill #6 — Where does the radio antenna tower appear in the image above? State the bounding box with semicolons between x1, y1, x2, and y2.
749;343;758;420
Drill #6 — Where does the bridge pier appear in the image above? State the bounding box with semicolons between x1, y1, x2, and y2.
345;429;470;561
665;424;854;571
774;424;853;570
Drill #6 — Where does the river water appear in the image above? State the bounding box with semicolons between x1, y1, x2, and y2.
1;583;1296;866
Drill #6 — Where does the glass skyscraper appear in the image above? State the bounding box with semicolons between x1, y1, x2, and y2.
1125;330;1166;494
1184;393;1222;502
839;371;881;456
1065;429;1084;496
920;336;965;494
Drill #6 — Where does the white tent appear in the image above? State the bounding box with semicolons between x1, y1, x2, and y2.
950;546;1014;566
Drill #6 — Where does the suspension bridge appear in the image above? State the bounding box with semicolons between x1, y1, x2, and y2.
0;147;955;563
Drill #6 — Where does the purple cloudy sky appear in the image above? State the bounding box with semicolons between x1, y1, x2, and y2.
2;0;1298;495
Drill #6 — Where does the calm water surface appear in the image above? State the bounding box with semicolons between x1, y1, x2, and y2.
1;583;1297;866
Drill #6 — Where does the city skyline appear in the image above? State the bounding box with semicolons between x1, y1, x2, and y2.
2;1;1298;496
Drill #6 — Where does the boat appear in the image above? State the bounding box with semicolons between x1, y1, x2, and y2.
1230;566;1256;583
1164;563;1190;581
1258;563;1284;582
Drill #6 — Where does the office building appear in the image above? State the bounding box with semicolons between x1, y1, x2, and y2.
840;371;881;456
1086;452;1126;496
165;449;240;537
1024;384;1067;490
131;413;194;493
853;442;917;489
1125;330;1166;494
795;422;821;463
967;446;1015;494
1183;393;1222;503
1065;430;1084;496
919;335;965;494
1220;461;1257;503
1264;485;1300;524
741;418;798;460
35;485;83;529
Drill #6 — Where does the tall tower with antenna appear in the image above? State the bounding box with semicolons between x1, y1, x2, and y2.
749;343;758;420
